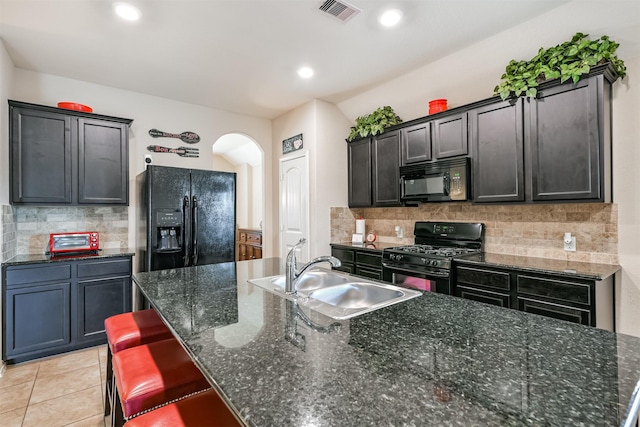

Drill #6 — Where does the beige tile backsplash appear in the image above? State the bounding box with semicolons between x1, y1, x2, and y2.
331;203;618;264
12;206;129;255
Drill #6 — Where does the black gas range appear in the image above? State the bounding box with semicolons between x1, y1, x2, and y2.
382;221;484;294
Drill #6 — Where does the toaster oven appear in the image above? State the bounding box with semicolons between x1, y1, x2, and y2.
48;232;100;255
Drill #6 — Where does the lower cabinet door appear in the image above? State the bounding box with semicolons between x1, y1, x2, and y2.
517;297;591;326
456;285;511;308
5;282;72;358
77;277;131;343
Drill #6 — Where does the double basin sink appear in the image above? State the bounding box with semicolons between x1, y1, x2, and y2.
248;268;422;320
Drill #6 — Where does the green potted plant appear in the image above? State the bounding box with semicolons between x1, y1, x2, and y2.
347;106;402;142
494;32;626;100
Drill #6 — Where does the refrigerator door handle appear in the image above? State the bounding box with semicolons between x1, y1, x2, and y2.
192;195;198;265
183;196;191;267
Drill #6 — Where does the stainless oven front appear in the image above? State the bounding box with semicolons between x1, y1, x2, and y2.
382;261;452;294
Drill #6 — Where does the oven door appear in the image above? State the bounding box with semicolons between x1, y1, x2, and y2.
382;261;451;294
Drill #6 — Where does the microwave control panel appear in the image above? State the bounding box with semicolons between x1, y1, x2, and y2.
449;166;467;200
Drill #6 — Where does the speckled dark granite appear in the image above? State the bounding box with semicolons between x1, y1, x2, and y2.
330;241;399;252
133;258;640;427
455;253;620;281
1;248;135;266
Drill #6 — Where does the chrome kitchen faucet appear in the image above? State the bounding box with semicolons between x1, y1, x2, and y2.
285;238;341;294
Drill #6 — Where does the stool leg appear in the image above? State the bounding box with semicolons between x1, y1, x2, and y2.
111;374;125;427
104;345;112;416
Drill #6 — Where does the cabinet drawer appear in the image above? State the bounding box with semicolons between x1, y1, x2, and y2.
456;285;511;308
331;248;354;263
247;233;262;245
518;297;591;326
516;275;590;305
355;265;382;280
456;266;511;291
6;264;72;286
77;258;131;279
238;232;247;242
355;252;382;268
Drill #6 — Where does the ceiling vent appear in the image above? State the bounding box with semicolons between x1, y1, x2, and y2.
319;0;361;23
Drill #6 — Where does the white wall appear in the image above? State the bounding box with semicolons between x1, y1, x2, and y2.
251;163;263;229
10;70;275;256
0;40;14;206
334;1;640;336
272;100;351;259
612;56;640;337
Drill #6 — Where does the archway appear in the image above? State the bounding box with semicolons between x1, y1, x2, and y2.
212;134;264;258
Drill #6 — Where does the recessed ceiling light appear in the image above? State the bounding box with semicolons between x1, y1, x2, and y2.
114;3;141;21
298;66;314;79
379;9;403;27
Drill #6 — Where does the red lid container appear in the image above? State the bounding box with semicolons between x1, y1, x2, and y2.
57;102;93;113
428;99;448;114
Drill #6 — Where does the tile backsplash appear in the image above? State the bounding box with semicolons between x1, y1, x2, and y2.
11;206;129;255
1;205;17;262
331;203;618;264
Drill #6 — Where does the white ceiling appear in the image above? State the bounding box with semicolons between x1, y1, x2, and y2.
0;0;573;120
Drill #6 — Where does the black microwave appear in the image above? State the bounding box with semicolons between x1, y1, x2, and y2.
399;157;470;203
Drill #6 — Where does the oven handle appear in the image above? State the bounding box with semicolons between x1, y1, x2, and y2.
382;262;450;278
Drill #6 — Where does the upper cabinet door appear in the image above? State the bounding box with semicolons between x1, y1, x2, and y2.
526;77;603;201
401;121;431;165
9;100;132;206
10;108;73;204
433;112;468;159
471;99;525;203
78;118;129;204
348;138;373;207
372;131;401;207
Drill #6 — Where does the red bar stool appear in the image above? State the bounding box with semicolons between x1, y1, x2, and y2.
111;338;212;427
124;389;241;427
104;309;174;416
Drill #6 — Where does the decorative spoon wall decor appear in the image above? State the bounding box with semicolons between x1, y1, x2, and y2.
147;145;199;158
148;128;200;144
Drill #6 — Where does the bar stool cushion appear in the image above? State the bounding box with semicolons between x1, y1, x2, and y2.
105;309;173;354
113;338;211;418
124;389;240;427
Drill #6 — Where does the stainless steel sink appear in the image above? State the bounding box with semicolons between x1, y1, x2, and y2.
248;268;421;320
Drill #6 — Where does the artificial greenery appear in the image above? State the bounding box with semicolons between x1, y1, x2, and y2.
494;32;626;100
347;106;402;142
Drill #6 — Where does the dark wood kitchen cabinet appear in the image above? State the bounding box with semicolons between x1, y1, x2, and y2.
453;261;613;329
347;137;372;207
471;64;614;204
9;100;132;206
347;132;401;208
525;68;611;202
470;99;525;203
432;111;468;159
400;121;431;165
3;256;132;363
372;130;401;206
330;245;382;279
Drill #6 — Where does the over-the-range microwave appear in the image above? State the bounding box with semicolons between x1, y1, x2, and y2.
399;157;470;204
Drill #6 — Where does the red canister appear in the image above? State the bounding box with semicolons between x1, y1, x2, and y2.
428;99;448;114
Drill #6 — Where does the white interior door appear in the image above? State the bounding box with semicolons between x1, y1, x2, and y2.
280;153;309;263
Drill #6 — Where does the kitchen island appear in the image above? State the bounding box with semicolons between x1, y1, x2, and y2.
132;258;640;426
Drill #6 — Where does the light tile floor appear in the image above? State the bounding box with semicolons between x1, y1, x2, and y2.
0;346;107;427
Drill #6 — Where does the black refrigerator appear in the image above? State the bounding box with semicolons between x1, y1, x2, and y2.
136;165;236;272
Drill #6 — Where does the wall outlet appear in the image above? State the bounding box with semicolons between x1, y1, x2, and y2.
563;232;576;252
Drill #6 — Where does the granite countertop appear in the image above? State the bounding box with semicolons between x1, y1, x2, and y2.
455;252;620;281
1;248;135;267
133;258;640;426
330;241;399;252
